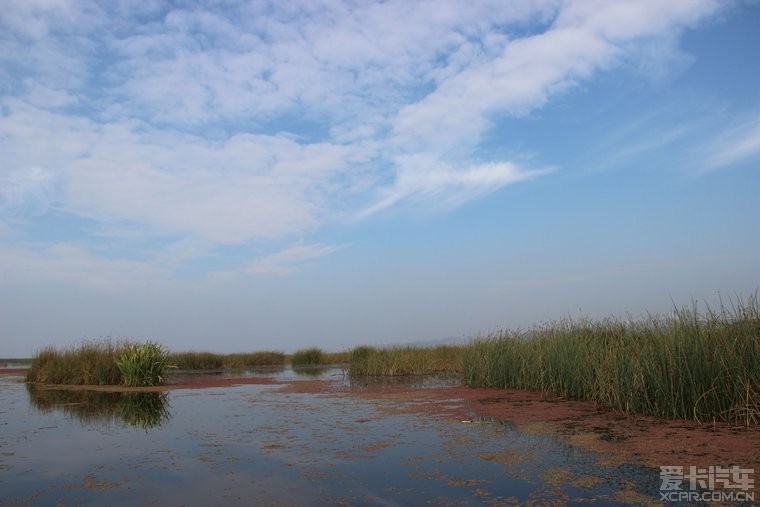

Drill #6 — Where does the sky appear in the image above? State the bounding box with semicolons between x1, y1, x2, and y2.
1;0;759;356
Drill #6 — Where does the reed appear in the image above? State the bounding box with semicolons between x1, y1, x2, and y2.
348;344;466;376
169;351;224;369
291;347;327;366
27;340;122;385
224;351;287;368
464;297;760;425
324;350;351;364
169;351;286;369
27;339;170;387
117;341;169;387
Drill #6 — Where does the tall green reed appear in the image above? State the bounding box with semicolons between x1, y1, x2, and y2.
464;297;760;425
117;341;169;387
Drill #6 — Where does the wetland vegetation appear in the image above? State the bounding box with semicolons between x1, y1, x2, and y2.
26;340;169;387
22;298;759;425
168;350;286;369
348;344;465;376
464;298;760;425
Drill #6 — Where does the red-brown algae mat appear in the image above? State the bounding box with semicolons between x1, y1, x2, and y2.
279;378;760;472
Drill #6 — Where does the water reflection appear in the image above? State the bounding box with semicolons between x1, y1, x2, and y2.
26;384;172;430
0;373;663;505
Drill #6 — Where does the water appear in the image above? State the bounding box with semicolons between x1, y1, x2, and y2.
0;371;660;505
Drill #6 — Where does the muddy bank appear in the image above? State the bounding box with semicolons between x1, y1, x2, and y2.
278;379;760;472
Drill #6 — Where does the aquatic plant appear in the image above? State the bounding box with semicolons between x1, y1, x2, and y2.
117;341;169;387
224;351;287;368
291;347;327;366
28;339;170;387
27;340;122;385
348;344;465;376
464;296;760;425
169;351;224;369
169;350;287;369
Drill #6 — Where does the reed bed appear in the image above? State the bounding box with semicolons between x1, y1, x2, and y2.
27;340;123;385
464;298;760;425
169;351;286;369
291;348;326;366
348;344;466;376
27;340;170;387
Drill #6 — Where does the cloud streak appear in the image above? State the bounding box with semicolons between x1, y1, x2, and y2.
701;118;760;172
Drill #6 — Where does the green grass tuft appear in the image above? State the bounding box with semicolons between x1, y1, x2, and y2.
117;341;169;387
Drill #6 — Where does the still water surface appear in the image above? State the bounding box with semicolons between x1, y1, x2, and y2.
0;370;659;505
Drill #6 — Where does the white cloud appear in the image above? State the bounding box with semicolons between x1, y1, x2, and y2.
0;166;57;210
0;0;729;282
245;242;345;276
0;100;373;243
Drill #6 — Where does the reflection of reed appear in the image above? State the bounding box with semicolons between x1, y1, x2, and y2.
26;384;172;430
118;392;172;430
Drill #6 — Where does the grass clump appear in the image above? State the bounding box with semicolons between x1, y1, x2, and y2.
291;348;327;366
348;345;465;376
117;341;169;387
27;339;170;387
27;340;122;385
464;297;760;425
224;351;286;368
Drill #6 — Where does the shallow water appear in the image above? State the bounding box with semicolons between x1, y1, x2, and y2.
0;370;661;505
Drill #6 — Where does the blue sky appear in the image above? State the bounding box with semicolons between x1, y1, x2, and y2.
1;0;758;356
